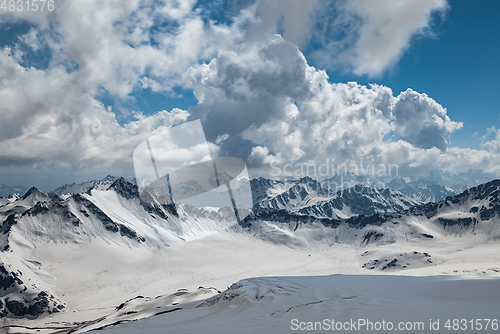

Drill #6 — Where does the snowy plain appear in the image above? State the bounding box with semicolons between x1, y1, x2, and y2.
4;227;500;333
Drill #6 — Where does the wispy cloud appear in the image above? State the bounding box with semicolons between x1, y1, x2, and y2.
310;0;449;76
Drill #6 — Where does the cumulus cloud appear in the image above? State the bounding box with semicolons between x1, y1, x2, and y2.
236;0;448;77
0;0;230;174
183;36;471;177
185;36;314;139
3;0;242;98
0;43;190;169
0;64;189;170
392;89;462;151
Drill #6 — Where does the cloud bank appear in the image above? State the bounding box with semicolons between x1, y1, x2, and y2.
0;0;498;188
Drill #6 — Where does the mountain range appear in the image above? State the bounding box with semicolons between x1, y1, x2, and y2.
1;173;500;332
0;185;26;199
0;169;494;202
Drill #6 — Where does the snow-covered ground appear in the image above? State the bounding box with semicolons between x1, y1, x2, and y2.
2;232;363;333
99;275;500;334
3;227;500;333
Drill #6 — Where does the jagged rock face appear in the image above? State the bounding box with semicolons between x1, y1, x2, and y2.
0;190;148;249
21;187;41;201
2;177;499;250
0;188;52;226
53;175;119;196
242;207;340;230
249;178;286;204
341;180;500;230
107;178;179;218
297;185;419;219
253;181;419;220
108;177;140;200
247;179;499;225
1;214;18;251
254;177;331;211
456;180;500;221
62;194;146;243
320;170;497;204
0;262;66;318
411;179;500;222
0;177;240;252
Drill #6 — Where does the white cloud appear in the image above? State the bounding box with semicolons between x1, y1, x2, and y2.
436;147;500;176
481;127;500;153
0;0;232;174
0;2;54;27
0;34;189;173
3;0;243;100
19;28;42;51
246;0;320;46
312;0;448;76
392;89;462;151
238;0;448;77
183;36;477;177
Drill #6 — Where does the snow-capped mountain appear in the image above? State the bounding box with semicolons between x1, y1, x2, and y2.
398;183;456;203
249;177;289;204
52;175;120;197
296;185;420;219
414;169;497;191
243;179;500;269
1;175;500;332
0;177;241;319
253;177;330;210
0;187;57;223
320;169;495;204
252;177;419;218
3;178;240;250
321;173;382;191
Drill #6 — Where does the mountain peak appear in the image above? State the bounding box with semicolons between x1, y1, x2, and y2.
296;176;322;187
53;175;120;196
108;177;140;199
102;174;118;182
21;187;43;200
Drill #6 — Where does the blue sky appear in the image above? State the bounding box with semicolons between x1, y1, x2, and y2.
0;0;499;190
